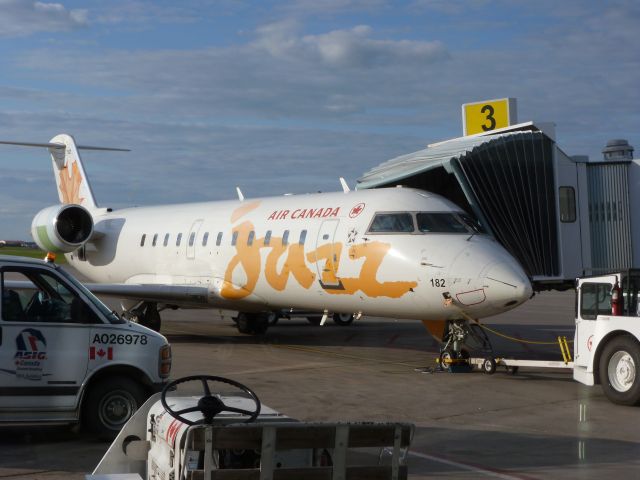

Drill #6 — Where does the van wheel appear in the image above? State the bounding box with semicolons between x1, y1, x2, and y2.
599;336;640;406
83;376;146;439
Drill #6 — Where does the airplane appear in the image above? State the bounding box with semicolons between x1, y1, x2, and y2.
1;134;533;356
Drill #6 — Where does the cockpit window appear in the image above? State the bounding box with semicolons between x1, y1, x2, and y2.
416;213;469;233
368;213;414;233
458;213;485;233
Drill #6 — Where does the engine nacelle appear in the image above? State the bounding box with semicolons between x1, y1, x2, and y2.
31;204;94;253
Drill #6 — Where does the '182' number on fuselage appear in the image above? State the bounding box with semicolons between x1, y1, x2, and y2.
430;278;446;288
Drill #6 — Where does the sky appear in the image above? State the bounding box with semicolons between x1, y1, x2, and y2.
0;0;638;239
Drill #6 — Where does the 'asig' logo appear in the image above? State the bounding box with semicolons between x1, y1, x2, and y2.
14;328;47;380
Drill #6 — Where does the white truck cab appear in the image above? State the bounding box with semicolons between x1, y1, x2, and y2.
0;255;171;436
574;270;640;405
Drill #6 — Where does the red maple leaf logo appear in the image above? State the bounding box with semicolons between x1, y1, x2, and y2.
349;203;365;218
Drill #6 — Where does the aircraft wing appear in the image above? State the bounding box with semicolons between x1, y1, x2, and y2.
84;283;212;306
5;280;212;307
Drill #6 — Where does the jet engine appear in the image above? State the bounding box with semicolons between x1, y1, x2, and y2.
31;204;94;253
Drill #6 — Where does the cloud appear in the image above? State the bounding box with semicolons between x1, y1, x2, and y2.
253;21;449;68
0;0;87;37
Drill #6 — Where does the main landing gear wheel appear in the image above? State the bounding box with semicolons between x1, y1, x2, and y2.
236;312;270;335
599;336;640;406
161;375;261;425
333;313;355;326
133;302;161;332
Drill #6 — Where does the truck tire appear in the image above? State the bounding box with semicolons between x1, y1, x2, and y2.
83;376;146;439
599;336;640;406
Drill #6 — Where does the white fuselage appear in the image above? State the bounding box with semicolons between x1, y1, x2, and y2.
68;187;532;321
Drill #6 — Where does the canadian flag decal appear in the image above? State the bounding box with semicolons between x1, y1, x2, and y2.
89;346;113;360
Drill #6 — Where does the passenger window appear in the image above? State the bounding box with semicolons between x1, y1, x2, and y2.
299;230;307;245
231;231;238;246
176;233;182;247
368;213;414;233
140;234;146;247
163;233;169;247
1;270;100;324
152;233;158;247
248;231;255;246
189;232;196;247
417;213;469;233
282;230;289;246
580;283;612;320
559;186;576;223
216;232;223;246
202;232;209;246
264;230;272;246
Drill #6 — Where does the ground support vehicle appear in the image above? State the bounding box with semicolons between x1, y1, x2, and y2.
456;272;640;406
89;375;413;480
0;256;171;436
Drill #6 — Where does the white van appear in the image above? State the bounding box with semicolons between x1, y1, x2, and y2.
0;256;171;437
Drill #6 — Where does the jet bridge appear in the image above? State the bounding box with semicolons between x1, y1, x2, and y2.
357;123;638;291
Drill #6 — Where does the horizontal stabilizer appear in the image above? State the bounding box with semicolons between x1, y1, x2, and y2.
0;140;130;152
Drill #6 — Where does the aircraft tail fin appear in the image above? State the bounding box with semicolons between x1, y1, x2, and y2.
0;134;129;209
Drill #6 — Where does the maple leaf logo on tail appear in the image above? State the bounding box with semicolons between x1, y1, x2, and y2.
58;162;85;205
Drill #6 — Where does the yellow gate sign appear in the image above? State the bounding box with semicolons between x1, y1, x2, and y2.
462;98;517;136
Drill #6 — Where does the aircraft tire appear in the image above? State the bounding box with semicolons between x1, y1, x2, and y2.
83;375;145;440
237;313;269;335
599;335;640;406
135;302;161;332
333;313;354;326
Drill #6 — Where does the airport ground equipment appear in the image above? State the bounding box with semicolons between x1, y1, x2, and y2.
0;255;171;436
89;375;414;480
450;271;640;406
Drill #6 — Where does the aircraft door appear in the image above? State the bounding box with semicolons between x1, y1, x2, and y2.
315;219;342;289
186;219;204;260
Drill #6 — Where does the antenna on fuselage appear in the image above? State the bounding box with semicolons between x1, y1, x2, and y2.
236;186;244;201
339;177;350;193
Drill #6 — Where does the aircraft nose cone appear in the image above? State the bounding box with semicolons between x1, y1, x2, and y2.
485;261;533;309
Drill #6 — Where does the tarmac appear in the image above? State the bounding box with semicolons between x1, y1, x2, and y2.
1;289;640;479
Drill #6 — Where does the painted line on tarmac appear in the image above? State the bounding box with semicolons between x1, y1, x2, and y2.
409;451;538;480
274;344;428;368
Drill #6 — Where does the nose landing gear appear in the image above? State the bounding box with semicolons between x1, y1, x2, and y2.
437;319;494;372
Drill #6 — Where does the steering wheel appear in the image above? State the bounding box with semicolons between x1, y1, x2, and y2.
161;375;261;425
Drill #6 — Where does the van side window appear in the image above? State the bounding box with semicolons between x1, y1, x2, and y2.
140;234;146;247
176;233;182;247
299;230;307;245
163;233;169;247
216;232;223;246
368;213;414;233
248;231;255;246
202;232;209;246
264;230;272;246
1;270;100;324
152;233;158;247
282;230;289;246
